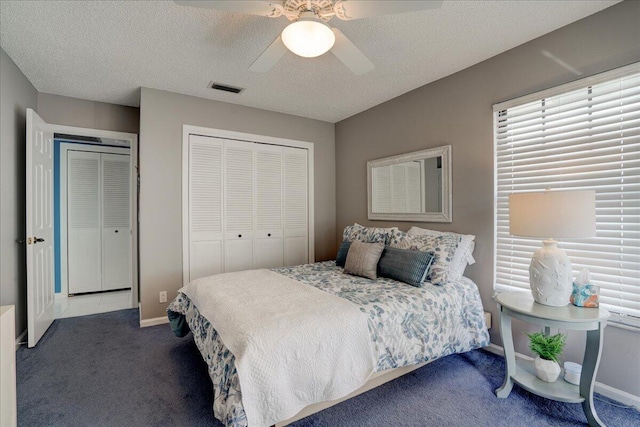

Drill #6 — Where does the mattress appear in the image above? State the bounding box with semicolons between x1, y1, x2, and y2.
167;261;490;427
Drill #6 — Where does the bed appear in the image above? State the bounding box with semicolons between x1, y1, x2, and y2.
167;259;490;427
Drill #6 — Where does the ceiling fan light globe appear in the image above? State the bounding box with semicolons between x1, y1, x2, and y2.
281;18;335;58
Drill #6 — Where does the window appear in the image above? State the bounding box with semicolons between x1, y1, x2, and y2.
494;63;640;327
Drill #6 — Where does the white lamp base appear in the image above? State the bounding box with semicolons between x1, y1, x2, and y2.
529;240;573;307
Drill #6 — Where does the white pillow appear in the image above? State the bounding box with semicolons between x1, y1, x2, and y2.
407;226;475;280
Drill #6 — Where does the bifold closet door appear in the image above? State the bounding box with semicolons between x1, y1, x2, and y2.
188;135;224;281
283;147;308;267
67;151;102;294
224;140;255;273
101;154;131;290
254;144;284;269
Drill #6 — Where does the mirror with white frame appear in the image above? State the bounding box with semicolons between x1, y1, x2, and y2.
367;145;452;222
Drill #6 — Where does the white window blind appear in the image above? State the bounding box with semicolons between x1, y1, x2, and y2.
494;64;640;326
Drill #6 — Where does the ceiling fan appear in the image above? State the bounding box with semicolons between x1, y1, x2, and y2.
175;1;443;75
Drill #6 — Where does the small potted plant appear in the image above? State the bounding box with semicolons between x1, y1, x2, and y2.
526;331;566;382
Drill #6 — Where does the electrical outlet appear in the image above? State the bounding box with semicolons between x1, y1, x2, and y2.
159;291;167;304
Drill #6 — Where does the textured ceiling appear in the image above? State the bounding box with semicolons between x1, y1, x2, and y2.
0;0;620;123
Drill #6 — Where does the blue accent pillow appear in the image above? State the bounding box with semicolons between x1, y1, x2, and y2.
377;246;435;288
336;240;351;267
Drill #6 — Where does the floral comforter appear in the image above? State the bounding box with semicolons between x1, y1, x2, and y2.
167;261;490;427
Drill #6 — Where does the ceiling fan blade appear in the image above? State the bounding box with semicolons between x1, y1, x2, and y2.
249;36;288;72
174;1;284;17
330;28;374;75
334;1;443;20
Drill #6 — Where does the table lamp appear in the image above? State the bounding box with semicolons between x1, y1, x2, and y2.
509;190;596;307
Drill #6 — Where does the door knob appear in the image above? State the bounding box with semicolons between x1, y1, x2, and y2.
34;237;45;243
268;233;271;237
115;230;119;233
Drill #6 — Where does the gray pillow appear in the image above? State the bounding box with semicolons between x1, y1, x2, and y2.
344;241;385;280
377;246;435;288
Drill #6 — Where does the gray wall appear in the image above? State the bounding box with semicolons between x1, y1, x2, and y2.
335;1;640;397
0;47;38;337
38;93;139;134
139;87;335;321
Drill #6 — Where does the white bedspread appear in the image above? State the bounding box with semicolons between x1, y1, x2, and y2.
180;269;376;427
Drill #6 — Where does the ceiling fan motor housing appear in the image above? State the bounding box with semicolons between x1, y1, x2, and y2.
283;0;335;22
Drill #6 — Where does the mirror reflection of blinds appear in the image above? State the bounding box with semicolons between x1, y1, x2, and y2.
494;66;640;325
373;163;423;214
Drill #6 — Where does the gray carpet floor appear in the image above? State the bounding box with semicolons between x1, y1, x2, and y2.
16;309;640;426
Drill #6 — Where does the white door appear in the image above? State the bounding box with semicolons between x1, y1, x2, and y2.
26;109;55;348
102;153;131;290
224;141;255;272
254;144;284;269
188;135;224;281
67;151;102;294
283;147;309;267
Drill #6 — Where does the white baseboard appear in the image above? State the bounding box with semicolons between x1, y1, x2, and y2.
139;316;169;328
594;383;640;410
15;329;27;351
484;343;640;409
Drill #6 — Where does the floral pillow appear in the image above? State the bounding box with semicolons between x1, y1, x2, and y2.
407;226;476;281
388;231;459;285
342;223;397;244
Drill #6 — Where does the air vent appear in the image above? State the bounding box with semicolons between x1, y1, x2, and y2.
209;82;244;94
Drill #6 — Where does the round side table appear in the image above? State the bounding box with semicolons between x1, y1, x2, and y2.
495;292;609;427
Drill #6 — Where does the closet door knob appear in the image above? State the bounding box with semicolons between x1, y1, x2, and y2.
115;230;119;233
238;234;242;238
268;233;271;237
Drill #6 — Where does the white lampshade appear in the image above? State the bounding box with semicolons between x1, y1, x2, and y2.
281;15;335;58
509;190;596;239
509;190;596;307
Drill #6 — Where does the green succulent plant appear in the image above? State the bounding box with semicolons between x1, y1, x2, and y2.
526;331;566;363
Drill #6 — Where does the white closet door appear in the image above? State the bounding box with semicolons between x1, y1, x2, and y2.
189;135;224;281
254;144;283;269
101;153;131;290
67;151;101;294
224;140;254;272
283;147;308;267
